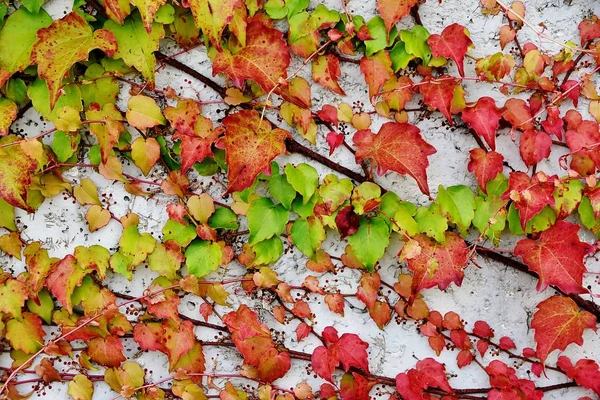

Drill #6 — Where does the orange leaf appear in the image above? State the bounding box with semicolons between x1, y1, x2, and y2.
377;0;418;33
221;109;290;193
87;335;126;367
360;51;393;100
188;0;243;51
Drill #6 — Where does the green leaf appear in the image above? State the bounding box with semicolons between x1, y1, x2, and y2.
400;25;431;64
5;78;29;108
0;198;16;231
318;174;353;212
553;179;583;218
26;289;54;324
0;8;52;87
247;197;289;245
389;41;415;71
379;192;419;236
292;192;318;218
104;11;165;87
80;64;120;107
154;3;175;23
415;203;448;243
269;174;296;209
68;374;94;400
285;163;319;204
249;237;284;266
507;203;556;235
28;78;83;122
208;207;239;230
364;16;397;56
291;217;326;259
51;131;80;163
119;225;156;266
348;217;390;272
472;195;507;245
436;185;475;236
162;220;197;247
351;182;381;215
185;240;222;277
311;4;340;27
579;196;600;237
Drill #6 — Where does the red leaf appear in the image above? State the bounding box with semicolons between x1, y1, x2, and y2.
541;106;563;140
173;119;223;173
317;104;338;127
557;356;600;395
340;372;374;400
519;130;552;167
357;272;380;310
213;21;290;93
457;349;473;368
311;346;336;383
335;205;360;239
561;80;581;107
502;172;556;230
46;255;91;314
396;358;454;400
477;339;489;356
468;149;504;193
498;336;516;351
427;23;473;77
566;120;600;171
400;233;468;301
473;321;494;338
377;0;418;33
354;122;436;195
221;109;290;193
579;16;600;46
311;329;370;383
296;322;311;342
531;296;597;364
502;99;534;131
461;97;502;150
87;335;125;367
360;51;394;100
514;220;593;294
419;76;460;124
326;131;345;156
312;54;345;95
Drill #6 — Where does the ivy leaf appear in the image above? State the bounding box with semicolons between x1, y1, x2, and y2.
131;137;161;175
359;51;394;99
502;172;556;230
377;0;418;34
86;104;125;164
311;328;370;383
221;110;290;194
461;97;502;150
531;296;597;364
32;12;117;108
269;174;296;209
162;219;197;247
312;54;345;95
347;217;390;272
400;25;431;64
130;0;166;33
46;255;91;313
0;98;17;136
85;205;111;232
68;374;94;400
468;149;504;193
87;335;126;367
427;23;473;77
0;279;28;320
354;122;436;195
0;8;52;88
104;11;165;88
396;358;453;399
185;240;223;277
6;313;45;354
419;76;460;124
148;241;184;280
399;232;468;301
556;356;600;395
174;115;223;173
502;98;534;131
0;136;37;211
514;221;593;294
291;217;326;259
519;130;552;167
436;185;475;236
213;21;290;93
247;197;289;245
285;163;319;204
126;95;166;130
188;0;243;51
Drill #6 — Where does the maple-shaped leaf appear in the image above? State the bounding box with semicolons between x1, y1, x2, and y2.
468;149;504;193
188;0;243;51
502;98;534;131
174;115;224;172
311;327;370;382
312;54;345;95
46;254;92;313
514;221;593;294
223;304;291;381
105;11;165;88
213;21;290;93
220;109;290;193
399;232;468;301
32;12;117;108
130;0;166;33
0;136;37;211
87;335;126;367
134;320;198;369
557;356;600;395
360;50;394;100
377;0;418;34
502;171;556;230
396;358;454;399
519;130;551;167
461;97;502;150
419;76;460;124
427;23;473;76
354;122;436;195
531;296;597;364
0;8;52;88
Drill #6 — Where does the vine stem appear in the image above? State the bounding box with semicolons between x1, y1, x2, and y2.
0;285;178;395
